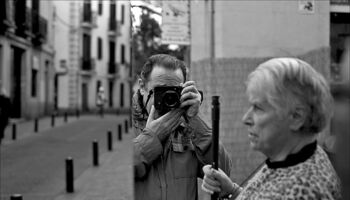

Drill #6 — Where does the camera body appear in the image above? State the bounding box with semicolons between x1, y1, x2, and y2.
154;86;183;115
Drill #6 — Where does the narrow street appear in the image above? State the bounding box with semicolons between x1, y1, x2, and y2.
0;115;133;200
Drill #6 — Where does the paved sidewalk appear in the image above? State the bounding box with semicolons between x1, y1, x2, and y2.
53;132;133;200
2;114;81;145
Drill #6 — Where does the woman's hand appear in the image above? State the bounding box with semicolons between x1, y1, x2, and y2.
201;165;236;197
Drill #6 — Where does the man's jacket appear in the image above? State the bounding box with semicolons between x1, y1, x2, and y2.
133;114;232;200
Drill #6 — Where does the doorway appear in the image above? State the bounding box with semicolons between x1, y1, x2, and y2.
82;83;89;111
10;46;24;118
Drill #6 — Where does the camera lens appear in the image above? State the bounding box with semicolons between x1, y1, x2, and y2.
163;91;180;108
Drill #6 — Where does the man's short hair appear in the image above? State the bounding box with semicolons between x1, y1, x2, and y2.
140;54;187;82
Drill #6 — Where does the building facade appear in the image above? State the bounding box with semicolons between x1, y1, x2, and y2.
0;0;55;119
189;1;331;184
54;0;131;113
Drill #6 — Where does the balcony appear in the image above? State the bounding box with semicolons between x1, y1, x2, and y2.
331;0;350;5
80;58;95;76
331;0;350;13
15;8;34;38
32;13;48;46
0;1;15;34
108;20;121;38
81;4;97;29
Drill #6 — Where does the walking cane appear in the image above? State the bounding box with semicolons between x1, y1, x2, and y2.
211;96;220;200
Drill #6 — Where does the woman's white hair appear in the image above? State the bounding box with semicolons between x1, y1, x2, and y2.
246;58;333;134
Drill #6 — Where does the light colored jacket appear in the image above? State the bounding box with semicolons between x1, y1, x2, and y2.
133;115;232;200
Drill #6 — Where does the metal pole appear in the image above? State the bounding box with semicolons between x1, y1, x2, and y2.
34;118;38;133
10;194;23;200
107;131;113;151
211;96;220;200
64;112;68;123
93;140;99;166
12;124;17;140
66;157;74;193
118;124;122;141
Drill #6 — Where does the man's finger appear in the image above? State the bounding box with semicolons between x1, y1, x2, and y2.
180;99;200;108
180;92;198;102
181;85;197;95
182;81;195;88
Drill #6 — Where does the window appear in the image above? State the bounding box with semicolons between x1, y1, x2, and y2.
96;80;101;94
121;44;125;64
97;37;103;60
120;83;124;107
98;0;103;15
109;41;115;62
109;80;114;107
31;68;38;97
121;4;125;25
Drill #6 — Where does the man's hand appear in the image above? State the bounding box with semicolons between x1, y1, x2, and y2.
201;165;236;197
180;81;201;118
145;105;184;142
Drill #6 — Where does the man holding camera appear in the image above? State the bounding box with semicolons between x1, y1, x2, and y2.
132;54;231;200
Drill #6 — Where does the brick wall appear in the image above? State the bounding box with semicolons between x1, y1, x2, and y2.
190;47;330;184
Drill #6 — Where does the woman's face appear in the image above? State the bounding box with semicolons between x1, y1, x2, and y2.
242;87;290;157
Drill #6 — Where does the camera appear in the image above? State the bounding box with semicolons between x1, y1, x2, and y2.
154;86;183;115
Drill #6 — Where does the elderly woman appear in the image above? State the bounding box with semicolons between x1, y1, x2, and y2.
201;58;341;199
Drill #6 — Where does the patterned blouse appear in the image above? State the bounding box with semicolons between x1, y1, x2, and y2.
235;142;341;200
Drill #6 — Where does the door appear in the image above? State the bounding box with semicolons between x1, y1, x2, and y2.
82;83;89;111
10;46;24;118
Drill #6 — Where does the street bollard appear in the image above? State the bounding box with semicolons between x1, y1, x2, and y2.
125;120;128;134
10;194;23;200
64;112;68;123
34;118;39;133
51;114;55;127
76;110;80;118
107;131;113;151
12;124;17;140
93;140;99;166
118;124;122;141
65;157;74;193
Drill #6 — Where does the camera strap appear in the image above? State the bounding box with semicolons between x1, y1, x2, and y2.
138;89;153;117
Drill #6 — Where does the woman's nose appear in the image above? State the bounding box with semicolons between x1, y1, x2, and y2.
242;108;253;126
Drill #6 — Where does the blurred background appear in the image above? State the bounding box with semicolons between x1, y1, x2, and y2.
1;0;349;200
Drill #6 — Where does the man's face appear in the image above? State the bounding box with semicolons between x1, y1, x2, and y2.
142;65;184;117
242;87;290;157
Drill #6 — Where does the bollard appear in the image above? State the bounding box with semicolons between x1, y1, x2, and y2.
76;110;80;118
66;157;74;193
125;120;128;134
10;194;23;200
118;124;122;141
51;114;55;127
12;124;17;140
107;131;113;151
64;112;68;123
93;140;99;166
34;118;39;133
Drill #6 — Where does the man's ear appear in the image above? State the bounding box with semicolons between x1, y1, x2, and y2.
138;78;146;95
289;107;308;132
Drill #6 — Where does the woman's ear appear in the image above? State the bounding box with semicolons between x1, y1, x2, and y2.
289;107;308;132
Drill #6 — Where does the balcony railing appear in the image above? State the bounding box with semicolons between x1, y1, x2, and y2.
331;0;350;5
81;58;95;72
108;62;119;75
108;20;121;37
32;14;48;46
